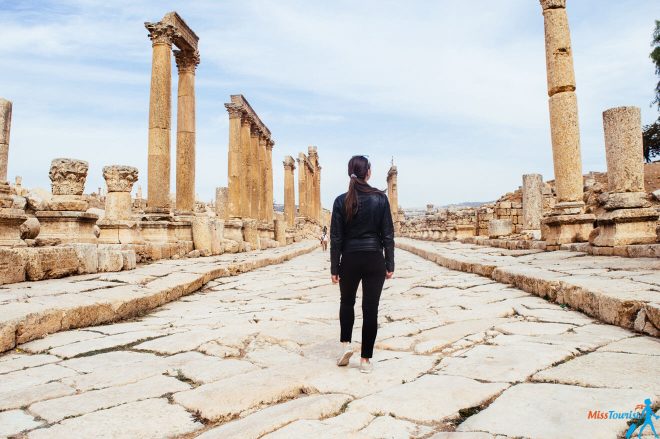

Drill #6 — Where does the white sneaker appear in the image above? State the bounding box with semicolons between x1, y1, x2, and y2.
359;360;373;374
337;344;353;366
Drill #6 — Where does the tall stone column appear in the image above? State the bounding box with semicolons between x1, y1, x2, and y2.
539;0;594;248
215;187;228;220
239;114;252;218
265;139;274;222
316;165;322;222
593;106;658;247
297;153;307;218
283;156;296;226
145;22;176;211
0;99;11;184
249;125;260;219
522;174;543;235
225;104;243;218
258;135;268;221
387;164;399;231
174;49;200;213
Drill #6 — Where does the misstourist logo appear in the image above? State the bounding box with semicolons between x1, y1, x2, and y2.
587;398;659;439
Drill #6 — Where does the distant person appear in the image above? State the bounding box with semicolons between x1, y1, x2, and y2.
330;155;394;374
320;226;329;251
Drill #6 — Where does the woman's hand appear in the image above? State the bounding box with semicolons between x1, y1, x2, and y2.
385;271;394;280
331;275;340;284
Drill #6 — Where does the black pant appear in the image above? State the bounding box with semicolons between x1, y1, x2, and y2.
338;251;386;358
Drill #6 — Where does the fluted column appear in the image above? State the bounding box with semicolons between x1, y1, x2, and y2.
283;156;296;226
266;139;274;222
258;135;268;221
249;125;260;219
225;104;243;218
0;99;11;184
145;22;176;210
239;114;252;218
174;49;200;212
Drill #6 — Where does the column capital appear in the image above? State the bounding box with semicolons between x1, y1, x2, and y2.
267;139;275;150
174;49;200;74
103;165;139;193
539;0;566;10
283;156;296;170
250;123;261;138
225;103;244;119
145;22;178;46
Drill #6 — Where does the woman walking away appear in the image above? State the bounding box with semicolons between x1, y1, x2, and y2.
320;226;329;251
330;155;394;374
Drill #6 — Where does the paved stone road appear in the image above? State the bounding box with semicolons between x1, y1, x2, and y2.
1;248;658;438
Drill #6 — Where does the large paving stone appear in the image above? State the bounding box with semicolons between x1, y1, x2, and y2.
457;383;651;439
48;329;164;358
173;366;312;421
0;381;76;411
165;352;258;384
349;374;508;424
0;353;59;374
532;352;660;395
438;340;574;382
197;393;351;439
29;375;190;423
598;336;660;355
27;398;202;439
0;409;42;437
360;415;434;438
261;419;368;439
0;363;77;394
494;321;576;336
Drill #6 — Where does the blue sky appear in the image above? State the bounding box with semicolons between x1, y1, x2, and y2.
0;0;658;208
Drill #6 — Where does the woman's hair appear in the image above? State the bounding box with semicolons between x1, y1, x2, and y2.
344;155;385;222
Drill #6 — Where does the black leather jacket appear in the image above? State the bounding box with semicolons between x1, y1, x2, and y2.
330;191;395;275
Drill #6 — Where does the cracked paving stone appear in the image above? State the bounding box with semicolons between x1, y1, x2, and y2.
0;409;43;437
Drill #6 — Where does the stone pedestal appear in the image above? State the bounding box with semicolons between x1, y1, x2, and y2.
593;107;659;247
191;215;213;255
35;211;98;244
215;187;228;220
223;218;243;243
0;208;27;246
98;165;143;245
242;218;260;250
541;213;594;249
488;219;513;238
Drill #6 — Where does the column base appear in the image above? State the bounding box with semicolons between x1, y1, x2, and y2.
0;209;27;247
223;218;244;243
242;218;260;251
551;201;585;216
592;207;659;247
541;213;595;249
97;219;144;245
34;211;98;244
169;219;193;243
140;220;170;243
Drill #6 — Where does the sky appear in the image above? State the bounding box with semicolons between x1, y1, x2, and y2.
0;0;658;209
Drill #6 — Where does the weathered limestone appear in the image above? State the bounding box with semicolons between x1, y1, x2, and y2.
215;187;228;220
387;163;399;231
35;159;98;244
174;49;200;212
0;98;26;247
593;107;659;247
239;113;252;218
265;139;274;222
539;0;594;248
308;146;321;222
98;166;142;245
145;21;176;211
283;156;296;226
488;219;513;238
297;153;308;218
522;174;543;234
225;104;243;218
274;212;286;246
249;126;260;219
242;218;260;250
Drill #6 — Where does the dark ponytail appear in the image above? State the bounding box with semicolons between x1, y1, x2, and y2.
344;155;385;222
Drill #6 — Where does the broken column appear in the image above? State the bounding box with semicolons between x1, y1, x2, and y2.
174;49;200;213
35;159;98;244
283;156;296;226
539;0;594;248
522;174;543;238
145;21;176;211
98;165;143;244
592;106;658;247
215;187;228;219
0;98;26;246
387;163;399;232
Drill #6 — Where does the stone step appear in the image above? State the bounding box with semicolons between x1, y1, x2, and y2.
0;241;318;353
397;238;660;337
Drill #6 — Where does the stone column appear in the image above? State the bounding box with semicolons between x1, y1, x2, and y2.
387;164;399;222
592;106;658;247
265;139;274;222
239;114;252;218
225;104;243;218
522;174;543;233
283;156;296;226
316;165;322;222
145;22;176;211
297;153;307;218
0;99;11;183
274;212;286;246
539;0;594;248
258;135;268;222
174;49;200;213
215;187;228;219
103;166;139;220
249;125;260;219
